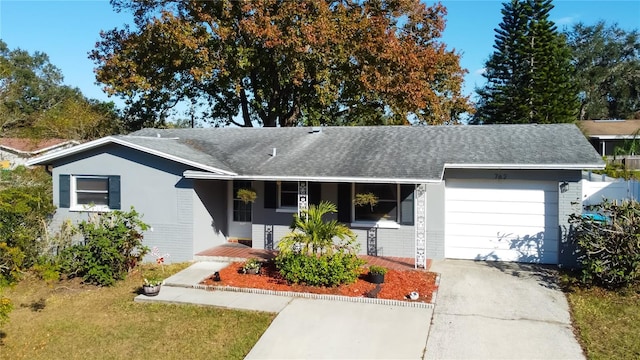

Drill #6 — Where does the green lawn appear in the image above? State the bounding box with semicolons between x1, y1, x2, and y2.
567;286;640;360
0;264;275;359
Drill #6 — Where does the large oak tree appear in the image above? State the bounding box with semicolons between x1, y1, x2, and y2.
92;0;472;128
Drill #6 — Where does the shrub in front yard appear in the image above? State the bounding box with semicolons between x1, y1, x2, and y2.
276;202;364;287
276;251;364;286
59;208;150;286
569;199;640;289
0;167;55;284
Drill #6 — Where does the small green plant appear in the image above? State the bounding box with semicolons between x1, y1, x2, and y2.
236;188;257;204
0;242;25;286
353;192;378;211
143;276;163;286
242;258;262;274
0;295;12;326
368;265;388;275
31;260;61;282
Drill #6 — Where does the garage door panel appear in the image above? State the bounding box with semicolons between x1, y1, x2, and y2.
446;233;559;249
445;179;559;264
447;224;558;240
446;201;558;216
446;247;558;264
446;190;554;203
446;213;551;227
446;179;558;191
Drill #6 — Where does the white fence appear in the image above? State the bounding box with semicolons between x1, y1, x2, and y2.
581;178;640;206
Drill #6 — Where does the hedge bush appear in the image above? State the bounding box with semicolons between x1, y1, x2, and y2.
569;199;640;289
276;202;364;287
0;166;55;285
60;208;150;286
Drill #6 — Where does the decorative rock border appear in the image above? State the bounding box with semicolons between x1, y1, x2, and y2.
191;282;437;309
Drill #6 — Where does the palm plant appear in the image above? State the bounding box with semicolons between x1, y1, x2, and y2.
278;201;357;256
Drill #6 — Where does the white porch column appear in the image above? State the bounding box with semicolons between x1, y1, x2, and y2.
298;181;308;217
414;184;427;269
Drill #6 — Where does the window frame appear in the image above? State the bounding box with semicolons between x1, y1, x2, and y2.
277;181;298;212
351;183;401;229
70;175;111;212
232;180;253;222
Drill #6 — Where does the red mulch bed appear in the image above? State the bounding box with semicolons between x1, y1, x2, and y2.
201;261;438;303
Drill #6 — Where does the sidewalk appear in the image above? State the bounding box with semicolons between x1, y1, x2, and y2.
135;286;293;313
135;260;433;359
135;261;293;313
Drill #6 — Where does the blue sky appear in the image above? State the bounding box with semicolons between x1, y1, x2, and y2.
1;0;639;112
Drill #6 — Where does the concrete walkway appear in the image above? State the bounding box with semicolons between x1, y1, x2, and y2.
135;261;434;359
246;299;432;359
136;261;293;313
136;260;585;359
425;260;585;359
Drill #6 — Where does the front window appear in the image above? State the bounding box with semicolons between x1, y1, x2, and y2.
75;176;109;207
354;183;397;222
233;181;252;222
279;182;298;208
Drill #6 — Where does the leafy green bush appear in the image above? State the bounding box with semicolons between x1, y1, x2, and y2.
0;242;25;286
31;260;61;282
0;295;12;326
60;208;150;286
0;167;55;278
276;202;364;287
276;252;364;286
569;199;640;289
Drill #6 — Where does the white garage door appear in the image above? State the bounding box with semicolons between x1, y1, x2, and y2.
445;179;559;264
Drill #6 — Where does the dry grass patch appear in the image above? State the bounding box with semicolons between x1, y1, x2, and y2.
1;263;275;359
568;286;640;359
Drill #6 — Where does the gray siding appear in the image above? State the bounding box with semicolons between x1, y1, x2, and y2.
193;180;228;254
444;169;581;182
50;144;197;263
558;180;583;268
251;180;418;258
426;182;445;259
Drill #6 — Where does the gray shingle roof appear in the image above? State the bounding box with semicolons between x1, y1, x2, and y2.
128;124;604;181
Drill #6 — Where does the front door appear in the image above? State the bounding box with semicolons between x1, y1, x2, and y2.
228;180;253;241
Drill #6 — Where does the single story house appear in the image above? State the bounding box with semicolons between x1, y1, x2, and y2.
27;124;604;267
1;138;79;169
580;119;640;156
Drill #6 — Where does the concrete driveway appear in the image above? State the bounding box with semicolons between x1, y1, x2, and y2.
246;298;433;359
425;260;585;359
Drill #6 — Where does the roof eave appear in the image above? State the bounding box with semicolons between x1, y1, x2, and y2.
183;170;440;184
444;163;606;170
26;136;237;176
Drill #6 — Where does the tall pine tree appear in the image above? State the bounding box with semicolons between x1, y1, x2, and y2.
473;0;578;124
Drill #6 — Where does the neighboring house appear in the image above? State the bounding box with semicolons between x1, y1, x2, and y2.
26;124;604;267
0;138;80;169
580;119;640;156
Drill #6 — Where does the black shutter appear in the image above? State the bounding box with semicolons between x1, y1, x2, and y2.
264;181;277;208
400;184;414;225
108;175;121;210
337;183;351;223
59;174;70;208
309;182;321;206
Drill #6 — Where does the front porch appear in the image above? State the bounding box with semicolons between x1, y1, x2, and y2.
195;243;431;271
